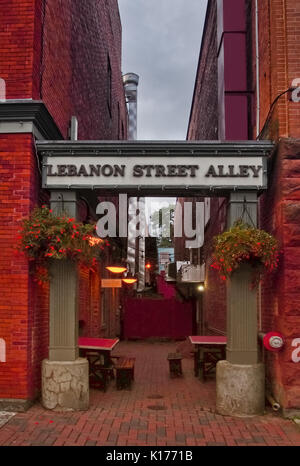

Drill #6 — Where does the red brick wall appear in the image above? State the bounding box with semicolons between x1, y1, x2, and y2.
184;0;226;335
0;0;126;403
202;199;227;335
260;139;300;411
188;0;300;411
252;0;300;139
252;0;300;411
0;0;37;99
41;0;127;140
187;0;218;141
0;0;127;139
78;265;102;339
0;134;48;401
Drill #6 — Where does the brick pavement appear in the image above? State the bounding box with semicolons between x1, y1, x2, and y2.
0;341;299;447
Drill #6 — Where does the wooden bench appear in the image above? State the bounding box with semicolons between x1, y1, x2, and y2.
115;357;135;390
167;353;183;377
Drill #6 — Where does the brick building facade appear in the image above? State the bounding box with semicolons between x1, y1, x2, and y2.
178;0;300;415
0;0;127;409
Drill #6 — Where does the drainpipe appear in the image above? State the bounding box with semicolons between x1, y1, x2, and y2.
266;391;281;411
258;332;281;411
255;0;260;138
255;0;263;332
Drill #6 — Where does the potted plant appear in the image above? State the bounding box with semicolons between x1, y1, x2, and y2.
211;220;279;287
18;205;108;283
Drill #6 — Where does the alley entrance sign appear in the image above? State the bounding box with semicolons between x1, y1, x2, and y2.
39;141;273;196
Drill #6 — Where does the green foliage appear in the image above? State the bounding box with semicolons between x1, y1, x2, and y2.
18;206;108;283
150;205;175;247
211;220;279;285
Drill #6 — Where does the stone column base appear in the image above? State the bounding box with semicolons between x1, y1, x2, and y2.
216;360;265;417
42;358;89;412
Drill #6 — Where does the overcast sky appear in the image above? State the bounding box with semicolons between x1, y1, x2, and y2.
118;0;208;141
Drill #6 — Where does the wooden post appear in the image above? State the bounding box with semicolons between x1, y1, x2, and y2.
42;191;89;412
49;191;79;361
226;192;259;365
49;260;79;361
216;192;265;416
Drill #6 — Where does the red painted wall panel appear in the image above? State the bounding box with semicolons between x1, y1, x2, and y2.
124;298;193;340
224;94;249;140
223;34;247;92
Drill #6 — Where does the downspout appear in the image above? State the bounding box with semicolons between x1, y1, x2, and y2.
255;0;262;332
258;333;281;412
255;0;260;138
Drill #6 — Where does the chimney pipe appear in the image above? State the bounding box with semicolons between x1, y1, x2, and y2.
123;73;139;140
123;73;145;291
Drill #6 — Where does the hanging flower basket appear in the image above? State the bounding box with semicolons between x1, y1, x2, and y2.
18;206;108;283
211;220;279;286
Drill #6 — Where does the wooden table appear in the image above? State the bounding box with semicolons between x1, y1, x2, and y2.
189;336;227;381
78;337;119;391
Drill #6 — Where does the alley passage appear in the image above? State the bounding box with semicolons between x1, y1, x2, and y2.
0;341;299;446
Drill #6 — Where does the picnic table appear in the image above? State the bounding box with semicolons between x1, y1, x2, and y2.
189;336;227;381
78;337;119;391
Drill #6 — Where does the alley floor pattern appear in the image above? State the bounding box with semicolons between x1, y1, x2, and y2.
0;341;299;447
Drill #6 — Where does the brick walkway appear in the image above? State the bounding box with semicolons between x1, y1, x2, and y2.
0;341;299;446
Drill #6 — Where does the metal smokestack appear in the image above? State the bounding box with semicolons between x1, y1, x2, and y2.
123;73;139;140
123;73;145;292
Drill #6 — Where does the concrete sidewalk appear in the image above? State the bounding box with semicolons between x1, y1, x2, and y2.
0;341;299;446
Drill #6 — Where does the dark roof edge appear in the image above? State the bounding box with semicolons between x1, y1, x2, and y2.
0;100;63;140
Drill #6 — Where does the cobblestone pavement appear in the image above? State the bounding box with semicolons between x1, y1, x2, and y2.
0;341;299;447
